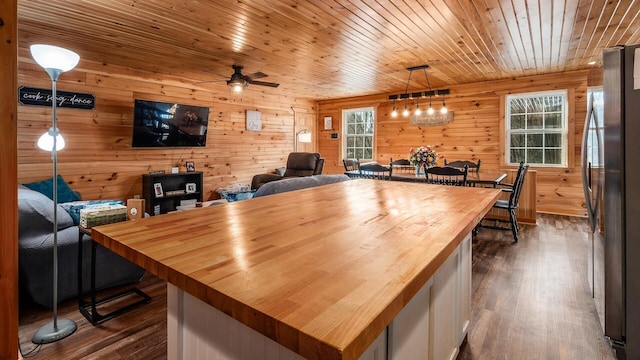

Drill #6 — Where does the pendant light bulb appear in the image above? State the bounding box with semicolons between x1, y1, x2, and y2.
391;102;398;118
402;104;410;117
440;102;448;114
415;103;421;116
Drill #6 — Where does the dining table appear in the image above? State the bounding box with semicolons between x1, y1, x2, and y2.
346;169;508;188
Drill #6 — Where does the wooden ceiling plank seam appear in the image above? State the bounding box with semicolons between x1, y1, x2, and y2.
477;0;528;74
22;2;396;93
324;0;470;89
609;2;640;46
387;0;483;82
578;0;621;61
555;0;580;69
422;0;502;75
588;0;640;59
455;0;515;73
509;0;538;72
250;0;430;84
344;0;475;82
567;0;606;67
525;0;545;71
402;0;494;79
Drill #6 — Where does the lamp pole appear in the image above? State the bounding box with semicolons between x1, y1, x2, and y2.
30;44;79;344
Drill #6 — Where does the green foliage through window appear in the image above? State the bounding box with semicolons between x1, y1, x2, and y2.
344;108;375;161
506;91;567;166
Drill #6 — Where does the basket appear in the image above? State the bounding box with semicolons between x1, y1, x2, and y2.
79;204;127;228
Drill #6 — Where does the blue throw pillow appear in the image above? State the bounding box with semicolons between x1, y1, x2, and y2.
23;175;81;203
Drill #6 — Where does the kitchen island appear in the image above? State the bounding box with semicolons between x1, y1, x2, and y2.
91;179;501;359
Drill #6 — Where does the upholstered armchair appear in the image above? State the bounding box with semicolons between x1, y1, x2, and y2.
251;152;325;190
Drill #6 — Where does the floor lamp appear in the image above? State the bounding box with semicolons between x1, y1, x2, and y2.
295;129;312;152
30;44;80;344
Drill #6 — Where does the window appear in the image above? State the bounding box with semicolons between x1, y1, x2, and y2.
506;90;568;166
343;107;375;161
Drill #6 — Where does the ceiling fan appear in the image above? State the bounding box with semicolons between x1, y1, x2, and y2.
225;65;279;93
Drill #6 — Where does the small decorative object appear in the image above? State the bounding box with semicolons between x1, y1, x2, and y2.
154;183;163;198
171;167;179;174
330;132;339;139
185;161;195;172
246;110;262;131
185;183;197;193
324;116;333;130
409;145;439;175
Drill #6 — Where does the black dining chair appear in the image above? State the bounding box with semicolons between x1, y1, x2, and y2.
389;158;414;176
424;165;468;186
359;162;391;180
444;159;481;173
478;162;529;242
343;159;361;178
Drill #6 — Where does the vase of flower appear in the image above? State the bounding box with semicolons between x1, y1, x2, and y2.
409;145;439;175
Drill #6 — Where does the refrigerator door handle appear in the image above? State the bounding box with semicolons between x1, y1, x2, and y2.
582;92;599;233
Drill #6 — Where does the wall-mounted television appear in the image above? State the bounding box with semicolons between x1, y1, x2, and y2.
132;99;209;147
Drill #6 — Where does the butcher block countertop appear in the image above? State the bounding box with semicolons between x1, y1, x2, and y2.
91;179;501;359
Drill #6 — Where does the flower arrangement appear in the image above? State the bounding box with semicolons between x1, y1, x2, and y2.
409;145;439;167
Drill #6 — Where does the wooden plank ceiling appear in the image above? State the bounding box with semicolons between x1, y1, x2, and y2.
17;0;640;100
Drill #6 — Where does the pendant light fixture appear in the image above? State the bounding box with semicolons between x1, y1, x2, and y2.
387;65;450;117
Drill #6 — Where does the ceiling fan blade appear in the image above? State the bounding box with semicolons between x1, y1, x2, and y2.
195;79;227;84
246;71;267;80
249;80;280;88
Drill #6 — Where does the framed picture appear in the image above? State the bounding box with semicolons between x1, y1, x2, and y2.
185;183;197;194
324;116;332;130
185;161;195;172
153;183;163;198
246;110;262;131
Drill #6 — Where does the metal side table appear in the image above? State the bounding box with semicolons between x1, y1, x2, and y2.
78;226;151;325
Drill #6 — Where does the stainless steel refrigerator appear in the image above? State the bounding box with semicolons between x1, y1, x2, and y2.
583;44;640;360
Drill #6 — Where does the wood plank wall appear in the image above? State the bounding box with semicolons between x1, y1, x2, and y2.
317;70;589;217
1;1;18;357
16;47;317;202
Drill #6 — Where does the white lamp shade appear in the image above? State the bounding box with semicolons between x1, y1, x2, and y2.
37;128;65;151
30;44;80;72
298;132;312;143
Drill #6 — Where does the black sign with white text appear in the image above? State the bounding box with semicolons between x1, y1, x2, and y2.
18;86;95;110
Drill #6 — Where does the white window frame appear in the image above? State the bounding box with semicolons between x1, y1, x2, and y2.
343;107;375;161
505;90;568;167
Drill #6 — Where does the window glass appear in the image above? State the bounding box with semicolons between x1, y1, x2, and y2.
343;107;375;161
506;90;568;166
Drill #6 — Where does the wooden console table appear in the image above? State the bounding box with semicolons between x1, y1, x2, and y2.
91;180;501;359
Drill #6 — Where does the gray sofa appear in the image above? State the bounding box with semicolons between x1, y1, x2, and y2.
251;152;325;190
18;186;146;309
254;174;351;197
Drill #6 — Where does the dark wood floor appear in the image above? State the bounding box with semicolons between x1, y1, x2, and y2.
19;214;617;359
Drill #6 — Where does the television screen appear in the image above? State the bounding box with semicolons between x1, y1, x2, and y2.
132;99;209;147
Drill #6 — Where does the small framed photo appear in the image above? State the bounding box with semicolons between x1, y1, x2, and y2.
185;183;197;194
185;161;195;172
324;116;333;130
154;183;163;198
